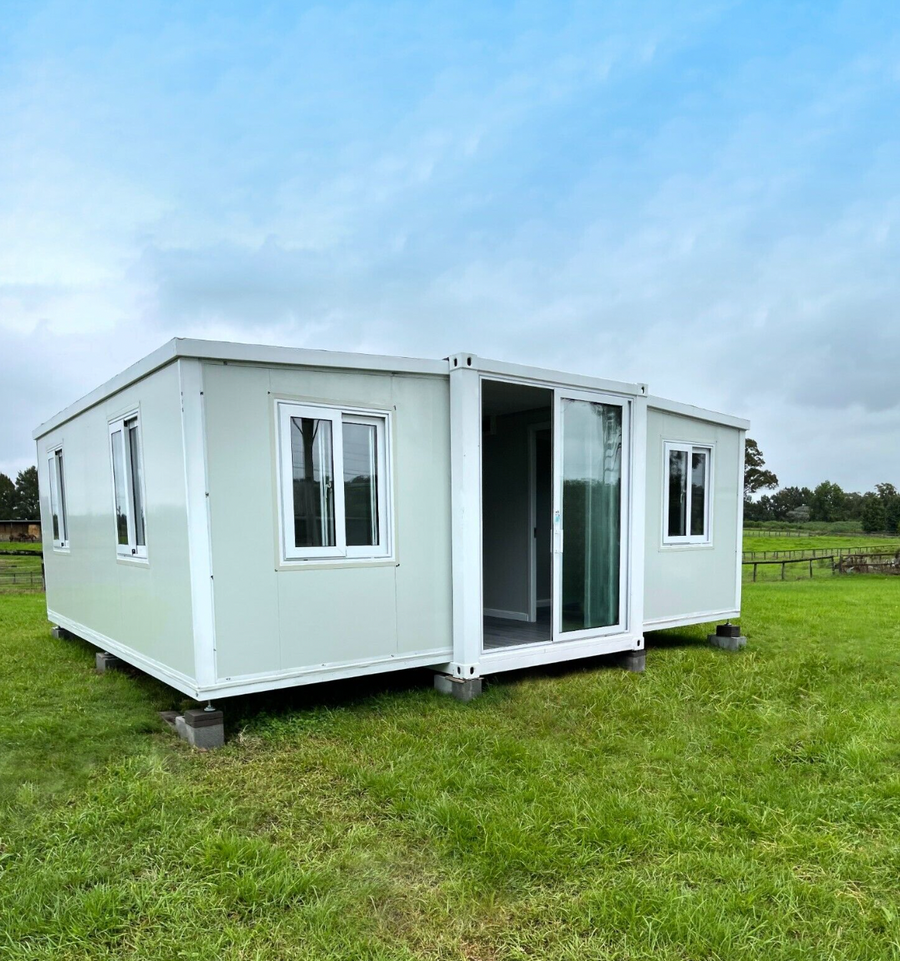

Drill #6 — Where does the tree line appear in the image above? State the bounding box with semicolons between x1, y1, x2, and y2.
0;467;40;520
744;439;900;533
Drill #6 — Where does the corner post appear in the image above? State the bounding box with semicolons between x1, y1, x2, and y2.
178;358;218;695
446;353;483;686
628;389;648;656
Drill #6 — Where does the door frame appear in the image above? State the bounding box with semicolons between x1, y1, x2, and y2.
527;422;552;623
551;386;631;643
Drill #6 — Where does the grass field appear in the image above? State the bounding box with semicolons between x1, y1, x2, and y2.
2;576;900;959
743;533;900;554
0;541;43;552
0;549;43;595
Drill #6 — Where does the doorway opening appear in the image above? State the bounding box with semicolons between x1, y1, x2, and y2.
481;379;553;650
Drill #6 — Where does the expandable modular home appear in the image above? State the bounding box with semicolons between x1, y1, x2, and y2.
34;339;748;704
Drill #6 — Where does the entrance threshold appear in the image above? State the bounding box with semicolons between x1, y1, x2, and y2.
483;608;551;650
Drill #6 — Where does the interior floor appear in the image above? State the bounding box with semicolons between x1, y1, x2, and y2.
483;607;552;650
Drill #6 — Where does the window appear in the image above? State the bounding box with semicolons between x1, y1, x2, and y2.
109;412;147;558
47;446;69;549
664;442;712;544
277;402;391;561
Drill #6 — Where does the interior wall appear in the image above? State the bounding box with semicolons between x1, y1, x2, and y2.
534;428;552;606
481;404;551;619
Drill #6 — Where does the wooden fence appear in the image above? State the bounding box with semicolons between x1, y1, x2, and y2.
745;555;836;582
744;549;900;581
743;545;894;561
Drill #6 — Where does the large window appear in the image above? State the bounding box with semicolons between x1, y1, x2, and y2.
277;402;391;561
47;445;69;549
109;412;147;559
664;442;712;545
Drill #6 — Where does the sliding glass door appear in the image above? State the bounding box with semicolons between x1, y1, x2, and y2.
552;389;628;640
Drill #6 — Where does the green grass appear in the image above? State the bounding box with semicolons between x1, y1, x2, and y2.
0;553;43;595
2;580;900;959
744;520;887;535
0;541;43;552
743;533;900;553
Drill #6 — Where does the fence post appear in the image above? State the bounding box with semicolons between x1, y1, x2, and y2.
809;559;813;579
781;561;785;580
753;563;758;582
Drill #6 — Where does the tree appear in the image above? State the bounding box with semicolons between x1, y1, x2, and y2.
0;473;15;518
810;481;846;522
769;486;811;520
13;466;39;519
744;438;778;498
861;493;886;533
874;483;900;534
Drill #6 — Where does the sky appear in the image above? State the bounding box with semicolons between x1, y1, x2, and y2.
1;0;899;492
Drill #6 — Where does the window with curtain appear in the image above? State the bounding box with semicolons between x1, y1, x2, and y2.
109;412;148;559
278;402;391;561
560;398;623;633
664;442;712;544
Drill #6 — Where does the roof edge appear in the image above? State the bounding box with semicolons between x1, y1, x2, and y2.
450;352;648;397
32;338;447;440
647;394;750;431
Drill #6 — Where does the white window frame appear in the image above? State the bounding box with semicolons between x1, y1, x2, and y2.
108;411;148;560
277;401;392;562
47;444;69;550
663;441;713;546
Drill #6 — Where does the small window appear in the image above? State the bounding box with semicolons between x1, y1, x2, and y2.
278;402;391;561
664;442;712;544
47;446;69;549
109;412;147;559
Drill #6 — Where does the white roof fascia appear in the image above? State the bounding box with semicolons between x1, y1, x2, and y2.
450;352;648;398
174;338;448;376
33;338;446;439
648;394;750;431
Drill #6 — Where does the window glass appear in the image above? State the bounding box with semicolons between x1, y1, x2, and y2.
343;421;379;547
127;419;145;546
667;448;688;537
49;454;61;542
111;429;129;545
55;450;67;544
690;450;707;537
560;399;622;633
290;417;336;548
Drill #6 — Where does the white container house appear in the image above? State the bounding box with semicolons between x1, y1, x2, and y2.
34;339;748;702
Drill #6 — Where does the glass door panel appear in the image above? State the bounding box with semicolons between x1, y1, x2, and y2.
554;393;626;639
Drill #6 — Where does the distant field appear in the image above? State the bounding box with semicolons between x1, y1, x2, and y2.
743;533;900;554
0;541;43;553
0;550;43;595
744;520;887;535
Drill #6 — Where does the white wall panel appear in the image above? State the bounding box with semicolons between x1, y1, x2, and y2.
203;363;453;683
643;409;742;626
38;363;196;680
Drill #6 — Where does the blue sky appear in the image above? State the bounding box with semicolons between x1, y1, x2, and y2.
1;0;899;490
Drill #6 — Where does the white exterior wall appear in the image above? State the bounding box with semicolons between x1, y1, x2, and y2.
643;407;744;630
37;362;198;690
200;362;453;693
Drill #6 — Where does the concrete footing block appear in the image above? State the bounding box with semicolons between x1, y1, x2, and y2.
169;709;225;749
51;625;70;640
95;651;124;673
708;622;747;652
616;649;646;672
434;673;483;702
